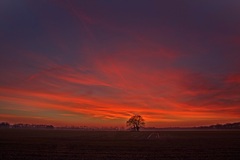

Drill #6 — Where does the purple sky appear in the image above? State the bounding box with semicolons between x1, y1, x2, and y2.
0;0;240;127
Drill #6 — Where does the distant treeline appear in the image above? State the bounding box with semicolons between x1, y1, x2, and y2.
142;122;240;130
0;122;54;129
0;122;124;130
1;121;240;130
196;122;240;129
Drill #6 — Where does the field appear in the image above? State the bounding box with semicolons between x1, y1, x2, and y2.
1;129;240;159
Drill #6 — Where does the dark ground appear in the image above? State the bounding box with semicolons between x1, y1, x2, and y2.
0;129;240;160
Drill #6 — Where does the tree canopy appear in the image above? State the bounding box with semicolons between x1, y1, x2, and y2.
126;115;145;131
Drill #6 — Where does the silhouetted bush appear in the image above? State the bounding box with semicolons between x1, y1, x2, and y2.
0;122;10;128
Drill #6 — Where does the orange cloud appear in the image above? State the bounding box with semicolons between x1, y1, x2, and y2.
1;1;240;127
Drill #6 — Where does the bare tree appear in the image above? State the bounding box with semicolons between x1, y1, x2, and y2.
126;115;145;131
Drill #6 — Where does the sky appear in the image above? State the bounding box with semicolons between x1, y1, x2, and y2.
0;0;240;127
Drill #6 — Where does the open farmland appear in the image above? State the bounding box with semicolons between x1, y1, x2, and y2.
1;129;240;159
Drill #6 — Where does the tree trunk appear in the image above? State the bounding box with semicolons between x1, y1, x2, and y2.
136;126;139;131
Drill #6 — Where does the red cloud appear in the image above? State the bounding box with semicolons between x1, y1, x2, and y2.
1;1;240;127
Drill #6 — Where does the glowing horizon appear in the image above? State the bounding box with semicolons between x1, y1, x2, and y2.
0;0;240;127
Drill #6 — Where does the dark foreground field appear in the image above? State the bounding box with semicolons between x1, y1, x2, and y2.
1;129;240;160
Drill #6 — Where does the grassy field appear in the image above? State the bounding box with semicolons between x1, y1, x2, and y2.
0;129;240;159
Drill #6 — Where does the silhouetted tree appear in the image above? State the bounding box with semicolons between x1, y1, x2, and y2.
126;115;145;131
46;125;54;129
0;122;10;128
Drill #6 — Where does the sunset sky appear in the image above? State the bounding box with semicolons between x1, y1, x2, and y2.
0;0;240;127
